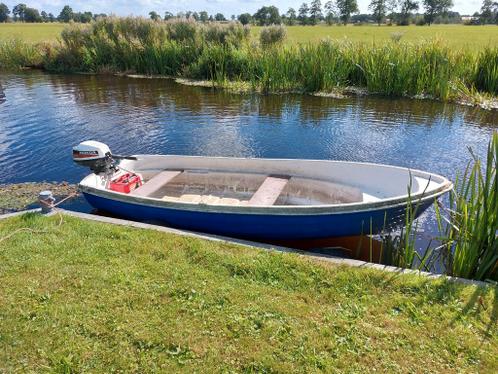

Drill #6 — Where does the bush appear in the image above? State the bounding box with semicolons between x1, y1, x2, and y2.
202;22;250;48
165;18;198;43
475;47;498;95
0;39;44;69
259;25;287;48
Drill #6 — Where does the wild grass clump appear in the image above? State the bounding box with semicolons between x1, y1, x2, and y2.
475;47;498;95
259;25;287;48
202;22;250;47
380;133;497;282
165;18;198;43
0;39;43;69
436;132;498;282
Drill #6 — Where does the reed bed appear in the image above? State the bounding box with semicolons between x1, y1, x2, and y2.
436;132;498;282
0;17;496;102
380;132;498;283
0;38;43;70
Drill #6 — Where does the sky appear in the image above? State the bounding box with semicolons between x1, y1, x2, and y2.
3;0;484;18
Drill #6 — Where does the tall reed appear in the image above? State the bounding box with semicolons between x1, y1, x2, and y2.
0;39;43;69
436;132;498;282
380;133;497;282
475;47;498;95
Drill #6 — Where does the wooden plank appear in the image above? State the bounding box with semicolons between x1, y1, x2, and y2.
131;170;182;197
248;176;289;206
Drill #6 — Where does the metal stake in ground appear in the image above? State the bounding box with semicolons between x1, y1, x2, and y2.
38;190;55;214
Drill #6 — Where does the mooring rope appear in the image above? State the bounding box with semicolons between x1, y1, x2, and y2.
0;192;79;245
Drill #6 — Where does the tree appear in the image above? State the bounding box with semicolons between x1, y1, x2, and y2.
324;1;338;24
13;3;27;21
149;11;160;21
41;10;48;22
58;5;73;22
298;3;310;25
48;13;55;22
23;7;41;22
253;6;280;26
0;3;9;22
286;8;297;25
310;0;323;25
164;11;174;20
74;11;92;23
215;13;226;21
398;0;419;25
386;0;398;24
423;0;453;25
336;0;359;24
480;0;498;24
192;12;199;21
369;0;387;25
238;13;252;25
199;11;208;22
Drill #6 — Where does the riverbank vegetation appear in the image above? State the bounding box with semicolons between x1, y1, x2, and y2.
0;17;497;106
0;213;496;372
380;132;498;282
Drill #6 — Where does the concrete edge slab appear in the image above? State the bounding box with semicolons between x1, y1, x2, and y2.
0;208;493;288
0;208;41;220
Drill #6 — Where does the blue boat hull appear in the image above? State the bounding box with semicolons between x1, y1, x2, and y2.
83;192;433;240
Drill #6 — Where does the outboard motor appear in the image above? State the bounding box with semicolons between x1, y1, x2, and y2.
73;141;142;193
72;140;116;175
72;140;137;175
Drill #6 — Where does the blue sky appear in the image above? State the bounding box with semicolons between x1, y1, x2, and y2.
3;1;483;17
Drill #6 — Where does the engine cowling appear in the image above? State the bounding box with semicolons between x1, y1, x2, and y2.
72;140;115;174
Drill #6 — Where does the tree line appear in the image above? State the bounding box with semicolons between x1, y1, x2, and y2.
0;4;106;23
0;1;496;25
244;0;495;26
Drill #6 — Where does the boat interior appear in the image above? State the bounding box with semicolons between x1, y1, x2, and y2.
127;169;372;206
81;155;448;208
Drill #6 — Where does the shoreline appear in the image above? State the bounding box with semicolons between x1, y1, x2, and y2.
0;182;78;214
21;68;498;111
149;74;497;111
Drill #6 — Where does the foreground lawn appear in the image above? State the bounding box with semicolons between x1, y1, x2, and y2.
0;213;496;372
0;23;496;51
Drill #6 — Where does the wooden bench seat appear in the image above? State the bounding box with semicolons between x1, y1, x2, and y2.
248;176;289;206
131;170;182;197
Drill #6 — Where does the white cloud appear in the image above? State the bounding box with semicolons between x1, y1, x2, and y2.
3;0;482;17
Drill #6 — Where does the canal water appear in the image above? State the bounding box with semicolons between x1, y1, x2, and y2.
0;71;496;240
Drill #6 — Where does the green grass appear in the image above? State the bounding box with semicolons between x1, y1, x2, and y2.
0;23;65;43
252;25;498;52
1;23;497;51
0;213;497;372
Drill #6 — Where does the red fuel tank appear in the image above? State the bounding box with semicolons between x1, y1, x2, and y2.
109;173;143;194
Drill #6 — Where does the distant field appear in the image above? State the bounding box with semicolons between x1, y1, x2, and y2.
0;23;65;42
0;23;497;50
253;24;498;51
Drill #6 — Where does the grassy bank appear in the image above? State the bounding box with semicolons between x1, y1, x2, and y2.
0;213;496;372
1;23;497;51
